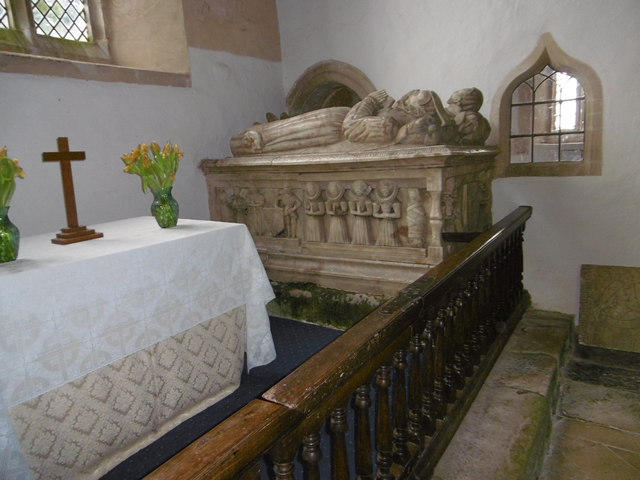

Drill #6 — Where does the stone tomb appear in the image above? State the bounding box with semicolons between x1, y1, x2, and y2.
201;144;496;298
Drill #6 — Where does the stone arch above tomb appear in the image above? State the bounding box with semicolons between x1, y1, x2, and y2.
286;60;377;116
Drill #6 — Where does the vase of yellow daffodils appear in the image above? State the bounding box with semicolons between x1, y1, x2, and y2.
121;141;183;228
0;147;25;262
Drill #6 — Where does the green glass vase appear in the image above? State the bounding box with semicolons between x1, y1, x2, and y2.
150;186;179;228
0;206;19;263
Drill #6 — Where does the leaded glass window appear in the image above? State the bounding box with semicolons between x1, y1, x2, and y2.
510;66;586;164
30;0;90;41
0;0;11;29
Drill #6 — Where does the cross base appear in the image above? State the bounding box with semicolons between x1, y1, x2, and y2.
51;226;104;245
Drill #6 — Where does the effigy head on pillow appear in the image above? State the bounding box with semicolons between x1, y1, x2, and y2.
229;88;491;157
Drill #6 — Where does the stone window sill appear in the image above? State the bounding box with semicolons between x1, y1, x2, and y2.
0;50;191;87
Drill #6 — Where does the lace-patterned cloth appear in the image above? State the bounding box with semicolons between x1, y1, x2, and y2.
0;217;275;479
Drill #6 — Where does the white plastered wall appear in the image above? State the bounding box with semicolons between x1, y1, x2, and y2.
276;0;640;314
0;49;284;237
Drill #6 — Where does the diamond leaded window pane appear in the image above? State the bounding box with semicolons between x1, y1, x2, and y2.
30;0;90;41
0;0;10;29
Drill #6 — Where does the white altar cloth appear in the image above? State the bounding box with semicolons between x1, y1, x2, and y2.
0;217;276;479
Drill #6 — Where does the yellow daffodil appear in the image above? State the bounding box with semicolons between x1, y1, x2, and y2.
0;147;26;207
120;141;182;193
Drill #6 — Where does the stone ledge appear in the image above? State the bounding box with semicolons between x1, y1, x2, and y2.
432;311;572;480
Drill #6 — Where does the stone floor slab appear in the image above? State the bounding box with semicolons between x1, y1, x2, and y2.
432;386;550;480
433;310;572;480
555;417;640;453
486;351;558;397
540;418;640;480
561;379;640;434
505;311;572;364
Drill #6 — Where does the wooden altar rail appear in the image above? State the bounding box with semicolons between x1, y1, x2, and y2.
146;206;533;480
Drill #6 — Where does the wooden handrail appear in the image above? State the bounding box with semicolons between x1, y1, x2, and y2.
146;206;532;480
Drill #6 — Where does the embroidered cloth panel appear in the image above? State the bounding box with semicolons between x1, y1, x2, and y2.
11;307;247;480
0;217;275;479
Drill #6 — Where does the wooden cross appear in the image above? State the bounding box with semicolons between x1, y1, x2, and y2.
43;137;103;245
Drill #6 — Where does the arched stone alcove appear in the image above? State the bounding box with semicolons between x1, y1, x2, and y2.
286;60;376;116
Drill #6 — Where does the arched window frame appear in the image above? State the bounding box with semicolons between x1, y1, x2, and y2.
493;33;603;177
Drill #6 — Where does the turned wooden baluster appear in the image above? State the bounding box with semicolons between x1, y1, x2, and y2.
442;303;455;404
468;275;483;366
421;316;436;435
511;233;522;308
446;298;464;396
502;237;514;312
452;291;467;385
504;235;515;310
302;432;322;480
461;282;475;377
269;441;296;480
514;229;524;301
432;309;447;419
407;331;424;442
488;254;501;343
355;384;374;479
505;238;514;309
392;350;409;465
375;365;394;480
495;244;508;327
330;407;349;479
478;261;492;351
514;227;525;303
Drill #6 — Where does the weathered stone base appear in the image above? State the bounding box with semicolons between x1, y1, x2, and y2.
266;281;384;329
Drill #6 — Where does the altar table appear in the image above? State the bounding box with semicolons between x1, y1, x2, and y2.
0;217;276;479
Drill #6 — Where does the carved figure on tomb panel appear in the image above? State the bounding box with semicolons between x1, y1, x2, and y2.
216;187;235;223
260;190;285;237
373;180;402;247
229;87;490;156
304;182;326;242
246;188;265;236
325;182;350;244
442;177;468;232
277;189;301;238
407;188;427;247
226;186;249;224
348;180;373;245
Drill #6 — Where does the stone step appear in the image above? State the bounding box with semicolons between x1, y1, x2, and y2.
432;310;573;480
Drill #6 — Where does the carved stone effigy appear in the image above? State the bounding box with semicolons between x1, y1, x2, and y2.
203;86;496;296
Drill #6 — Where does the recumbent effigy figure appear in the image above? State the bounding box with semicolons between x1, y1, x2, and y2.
229;87;490;156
